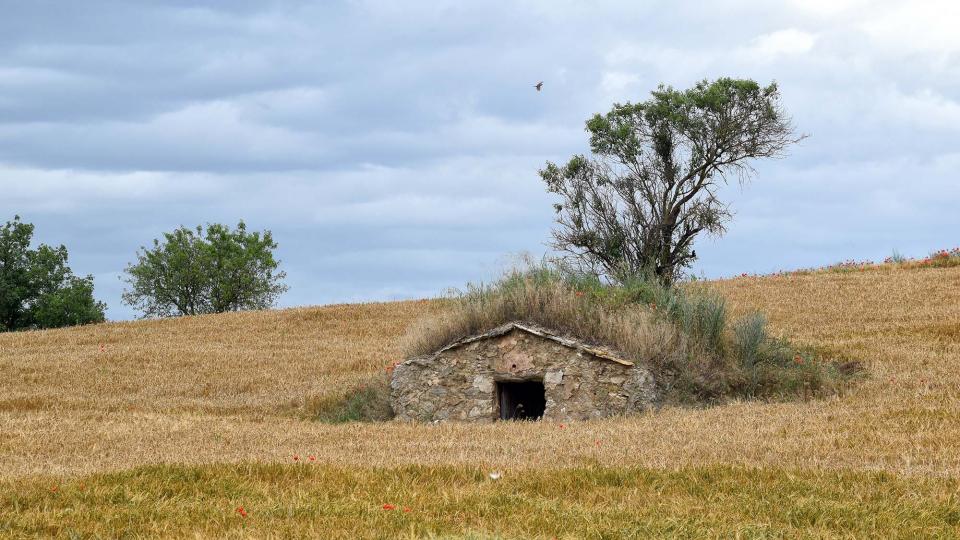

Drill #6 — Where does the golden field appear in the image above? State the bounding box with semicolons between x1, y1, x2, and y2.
2;264;960;537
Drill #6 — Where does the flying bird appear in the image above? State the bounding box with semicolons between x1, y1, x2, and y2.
534;81;543;92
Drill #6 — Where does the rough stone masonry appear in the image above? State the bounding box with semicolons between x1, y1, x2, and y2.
390;322;658;422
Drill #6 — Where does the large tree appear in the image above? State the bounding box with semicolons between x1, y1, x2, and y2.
540;78;801;284
122;221;288;318
0;216;106;331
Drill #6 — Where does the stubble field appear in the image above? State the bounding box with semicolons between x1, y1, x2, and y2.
2;265;959;537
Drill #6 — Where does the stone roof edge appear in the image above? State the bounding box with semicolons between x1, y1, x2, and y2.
433;321;634;367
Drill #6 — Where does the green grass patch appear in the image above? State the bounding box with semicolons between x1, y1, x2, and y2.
307;377;393;423
2;464;958;538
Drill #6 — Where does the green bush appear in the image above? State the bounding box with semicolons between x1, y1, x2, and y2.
733;312;768;370
0;216;106;331
310;378;394;423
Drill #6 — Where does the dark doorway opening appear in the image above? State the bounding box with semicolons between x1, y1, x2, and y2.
497;380;546;420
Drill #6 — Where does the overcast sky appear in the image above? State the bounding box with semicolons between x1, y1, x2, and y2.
2;1;958;320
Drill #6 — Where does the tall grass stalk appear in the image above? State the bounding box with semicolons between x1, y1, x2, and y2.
733;312;768;370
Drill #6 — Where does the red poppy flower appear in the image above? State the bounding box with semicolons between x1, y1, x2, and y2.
293;455;300;461
236;506;248;517
308;455;316;462
382;504;396;510
403;507;411;513
575;291;584;297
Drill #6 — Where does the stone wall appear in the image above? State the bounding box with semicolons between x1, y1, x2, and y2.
390;328;657;422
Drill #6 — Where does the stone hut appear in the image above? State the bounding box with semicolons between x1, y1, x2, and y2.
390;321;658;423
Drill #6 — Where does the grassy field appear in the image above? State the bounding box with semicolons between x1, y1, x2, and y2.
5;465;959;538
2;264;960;537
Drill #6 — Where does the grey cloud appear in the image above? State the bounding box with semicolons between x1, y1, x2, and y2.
1;0;958;320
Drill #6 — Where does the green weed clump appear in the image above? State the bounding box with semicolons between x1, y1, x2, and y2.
309;377;393;423
405;263;851;404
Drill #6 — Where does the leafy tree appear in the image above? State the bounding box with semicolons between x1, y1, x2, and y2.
0;216;106;331
122;221;288;318
540;78;801;284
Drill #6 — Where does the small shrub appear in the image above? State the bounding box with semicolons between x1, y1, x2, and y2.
310;378;393;423
755;350;844;398
677;288;728;355
733;312;768;370
925;248;960;268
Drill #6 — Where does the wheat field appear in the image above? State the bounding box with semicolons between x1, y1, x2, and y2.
2;265;960;537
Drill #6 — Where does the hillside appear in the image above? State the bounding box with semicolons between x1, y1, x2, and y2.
2;265;960;536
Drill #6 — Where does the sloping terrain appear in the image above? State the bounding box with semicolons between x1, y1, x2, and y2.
2;265;960;537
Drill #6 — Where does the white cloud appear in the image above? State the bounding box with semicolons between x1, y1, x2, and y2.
883;88;960;132
313;194;528;227
0;66;85;86
785;0;872;17
0;100;324;171
860;0;960;54
603;43;713;81
0;165;225;210
745;29;818;60
599;71;643;101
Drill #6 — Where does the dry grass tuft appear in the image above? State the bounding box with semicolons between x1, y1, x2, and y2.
402;267;684;373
